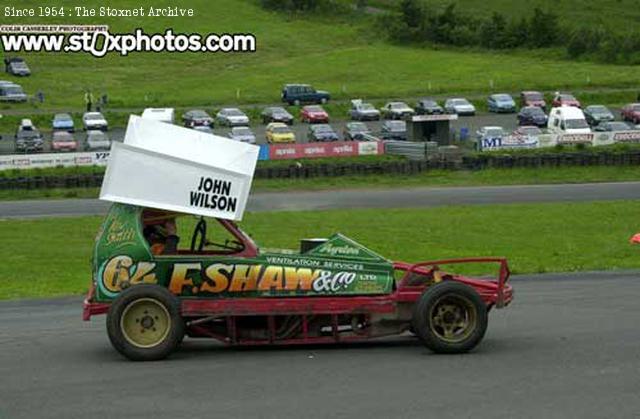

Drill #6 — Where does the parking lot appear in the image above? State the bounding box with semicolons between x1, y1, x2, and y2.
0;110;526;154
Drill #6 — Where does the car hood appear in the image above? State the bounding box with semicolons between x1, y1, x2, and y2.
454;104;475;110
232;134;255;142
86;119;107;125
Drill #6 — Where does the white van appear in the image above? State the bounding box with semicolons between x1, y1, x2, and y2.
547;106;591;134
141;108;175;124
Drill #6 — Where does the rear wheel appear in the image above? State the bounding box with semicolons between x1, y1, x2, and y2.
107;285;184;361
412;281;487;354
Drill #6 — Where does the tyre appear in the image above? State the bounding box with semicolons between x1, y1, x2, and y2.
106;284;184;361
293;99;301;106
412;281;488;354
320;98;327;104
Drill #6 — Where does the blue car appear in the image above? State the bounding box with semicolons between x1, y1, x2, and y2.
52;113;75;132
488;94;516;113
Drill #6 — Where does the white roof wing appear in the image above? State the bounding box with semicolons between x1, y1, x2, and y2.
100;115;259;220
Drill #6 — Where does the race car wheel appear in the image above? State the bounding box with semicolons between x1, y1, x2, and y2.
107;285;184;361
412;281;487;354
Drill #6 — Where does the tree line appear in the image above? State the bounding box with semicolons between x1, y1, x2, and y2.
258;0;640;65
379;0;640;64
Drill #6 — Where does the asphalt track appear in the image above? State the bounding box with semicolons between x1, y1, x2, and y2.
2;181;640;218
1;271;639;419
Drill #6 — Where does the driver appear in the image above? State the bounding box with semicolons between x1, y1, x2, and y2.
143;218;179;255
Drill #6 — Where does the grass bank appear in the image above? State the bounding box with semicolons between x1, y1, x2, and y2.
1;200;639;299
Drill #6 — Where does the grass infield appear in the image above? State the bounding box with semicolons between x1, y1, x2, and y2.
1;200;639;299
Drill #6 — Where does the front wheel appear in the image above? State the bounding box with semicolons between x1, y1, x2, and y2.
106;285;184;361
412;281;488;354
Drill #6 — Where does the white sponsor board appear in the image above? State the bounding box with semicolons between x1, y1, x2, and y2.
99;115;259;221
479;135;539;151
479;130;640;151
0;151;110;170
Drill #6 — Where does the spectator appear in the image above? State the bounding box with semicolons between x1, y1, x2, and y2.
84;90;94;112
36;90;44;103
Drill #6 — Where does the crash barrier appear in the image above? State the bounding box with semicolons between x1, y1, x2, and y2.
478;130;640;151
5;150;640;191
0;141;384;171
0;151;111;171
384;141;427;161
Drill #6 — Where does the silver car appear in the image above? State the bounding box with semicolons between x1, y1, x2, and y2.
216;108;249;126
445;98;476;116
228;126;256;143
85;130;111;150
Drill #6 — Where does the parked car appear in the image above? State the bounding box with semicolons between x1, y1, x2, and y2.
343;121;372;141
380;102;415;120
349;99;380;121
547;107;591;134
281;84;330;106
265;122;295;143
228;126;256;144
52;113;75;132
308;124;339;142
193;125;214;135
300;105;329;123
82;112;108;131
52;130;78;152
215;108;249;127
5;57;30;76
261;106;294;125
621;103;640;124
85;130;111;151
415;98;444;115
0;82;27;102
182;109;213;127
488;94;516;113
594;121;635;132
444;98;476;116
520;91;546;110
14;119;43;152
552;92;581;108
513;126;542;136
517;106;548;127
381;120;407;140
476;126;505;142
583;105;615;126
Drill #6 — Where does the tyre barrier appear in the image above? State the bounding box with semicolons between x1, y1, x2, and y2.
2;150;640;191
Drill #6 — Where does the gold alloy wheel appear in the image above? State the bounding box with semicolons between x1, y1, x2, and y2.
120;298;172;349
428;294;477;343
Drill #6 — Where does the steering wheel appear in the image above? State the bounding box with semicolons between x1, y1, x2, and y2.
190;218;207;252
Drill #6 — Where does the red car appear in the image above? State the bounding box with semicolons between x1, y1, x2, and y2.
301;105;329;123
621;103;640;124
52;131;78;152
552;93;581;108
520;91;546;110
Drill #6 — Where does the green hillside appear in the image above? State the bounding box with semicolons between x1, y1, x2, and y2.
1;0;638;111
370;0;640;32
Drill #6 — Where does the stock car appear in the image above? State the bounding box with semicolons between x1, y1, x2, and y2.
83;204;514;361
